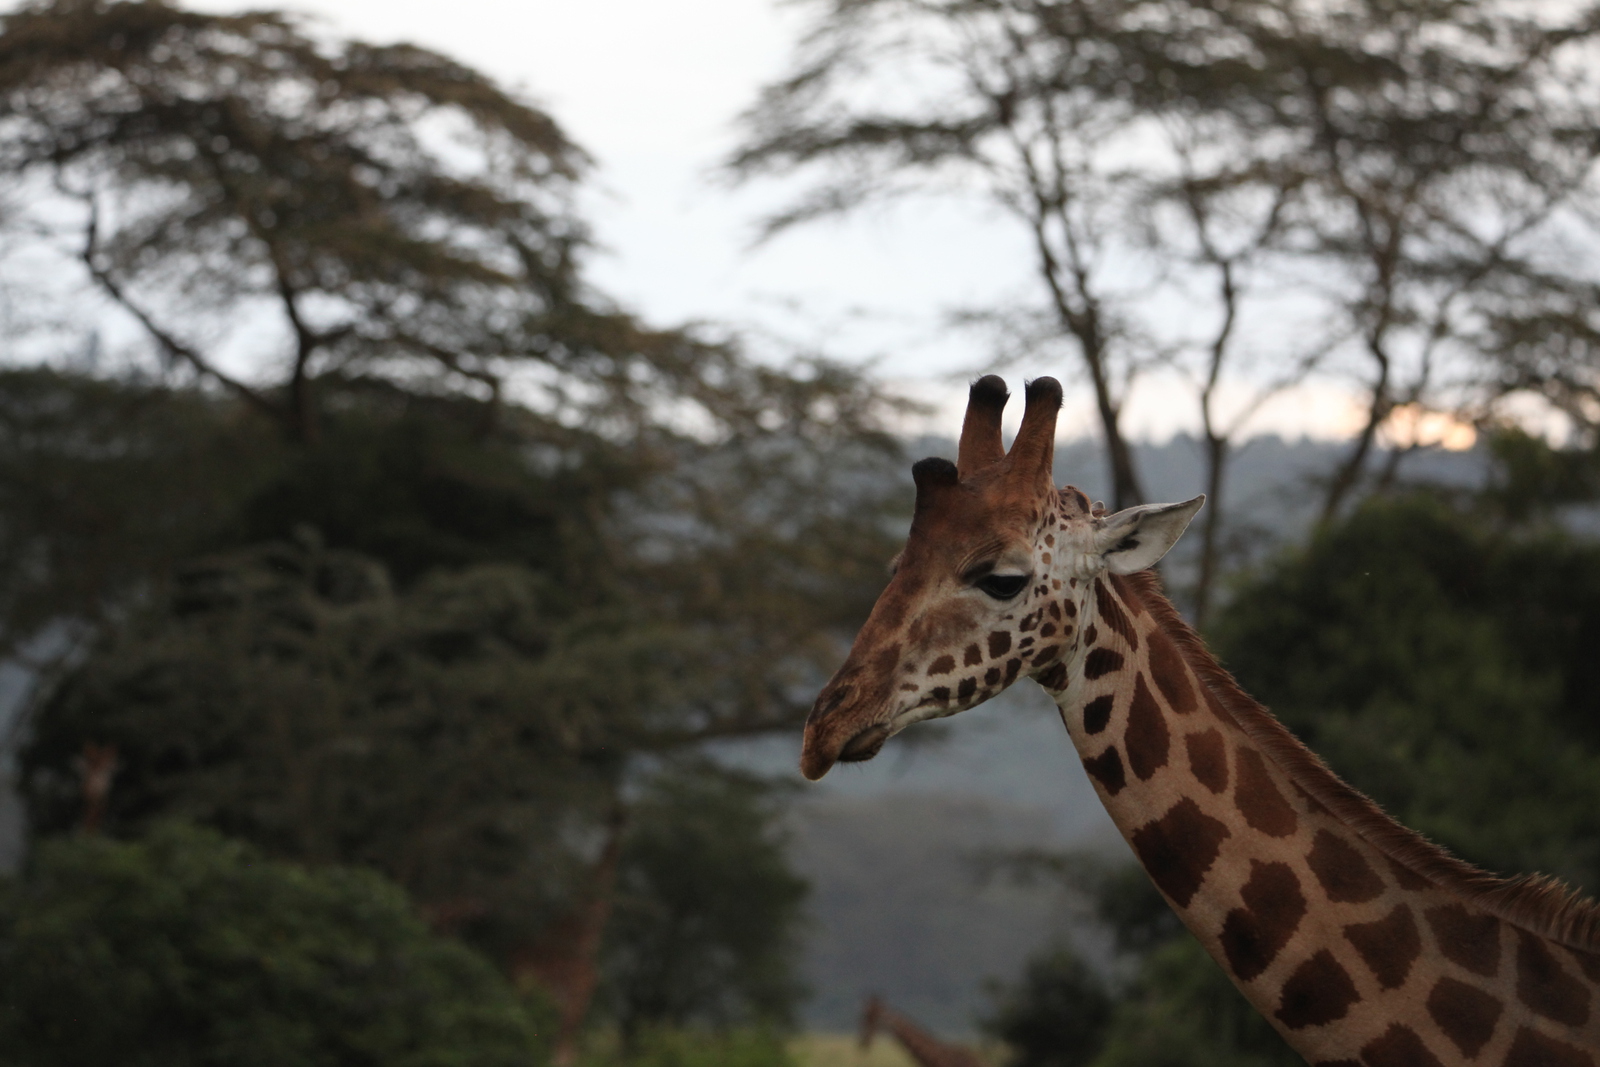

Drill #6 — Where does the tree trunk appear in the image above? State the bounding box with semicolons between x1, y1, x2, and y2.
1192;432;1228;630
512;804;628;1067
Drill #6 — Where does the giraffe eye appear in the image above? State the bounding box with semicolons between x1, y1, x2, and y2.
976;573;1029;600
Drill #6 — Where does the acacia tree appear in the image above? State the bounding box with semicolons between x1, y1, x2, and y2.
727;0;1334;620
1205;0;1600;521
0;0;833;448
10;369;906;1059
0;1;914;1052
732;0;1600;621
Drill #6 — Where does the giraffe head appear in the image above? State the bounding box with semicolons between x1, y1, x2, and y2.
801;375;1203;780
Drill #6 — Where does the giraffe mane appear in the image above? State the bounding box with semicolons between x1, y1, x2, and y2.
1116;567;1600;955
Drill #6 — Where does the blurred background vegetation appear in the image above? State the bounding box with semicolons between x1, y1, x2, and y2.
2;1;1600;1066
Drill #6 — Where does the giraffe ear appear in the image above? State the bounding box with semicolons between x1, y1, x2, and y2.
1093;496;1205;574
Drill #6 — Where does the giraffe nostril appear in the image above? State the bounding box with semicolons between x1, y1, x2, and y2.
813;685;852;719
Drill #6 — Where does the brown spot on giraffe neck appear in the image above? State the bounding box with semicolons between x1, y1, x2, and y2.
1146;626;1196;714
1094;579;1138;650
1083;747;1126;796
1185;729;1228;794
1343;903;1420;990
1503;1027;1595;1067
987;631;1011;658
1082;694;1114;734
1083;647;1123;679
1274;949;1360;1030
1130;798;1230;909
1357;1024;1445;1067
1425;977;1502;1059
1123;674;1169;781
1516;927;1591;1026
927;655;955;676
1220;860;1306;981
1232;747;1297;837
963;643;982;667
1425;904;1502;978
1307;830;1385;904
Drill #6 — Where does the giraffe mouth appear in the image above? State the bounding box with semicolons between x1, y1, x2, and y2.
837;724;891;763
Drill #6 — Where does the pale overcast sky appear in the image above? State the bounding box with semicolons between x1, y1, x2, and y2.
183;0;1381;443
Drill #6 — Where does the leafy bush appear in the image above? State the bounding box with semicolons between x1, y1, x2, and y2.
0;823;551;1067
602;766;808;1038
981;945;1113;1067
1092;939;1298;1067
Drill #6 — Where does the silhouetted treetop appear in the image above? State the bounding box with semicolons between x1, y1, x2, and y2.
1;0;881;448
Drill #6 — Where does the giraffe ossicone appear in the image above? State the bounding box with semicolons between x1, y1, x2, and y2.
802;374;1600;1066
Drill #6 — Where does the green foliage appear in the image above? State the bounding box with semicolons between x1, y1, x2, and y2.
980;946;1113;1067
603;767;809;1037
14;366;896;1014
20;535;697;948
219;397;615;589
0;368;279;658
0;0;909;1048
0;822;550;1067
1482;427;1600;519
1212;492;1600;889
981;871;1288;1067
1092;938;1297;1067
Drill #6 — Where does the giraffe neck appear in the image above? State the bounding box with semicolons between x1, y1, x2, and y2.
1043;571;1600;1067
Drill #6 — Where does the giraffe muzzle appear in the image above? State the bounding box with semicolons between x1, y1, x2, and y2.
801;676;899;780
800;718;890;780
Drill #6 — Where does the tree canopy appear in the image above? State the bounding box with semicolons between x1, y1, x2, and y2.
0;0;892;451
0;1;914;1051
731;0;1600;617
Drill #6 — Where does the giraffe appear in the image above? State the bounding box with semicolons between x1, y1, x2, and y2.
859;995;987;1067
802;374;1600;1067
